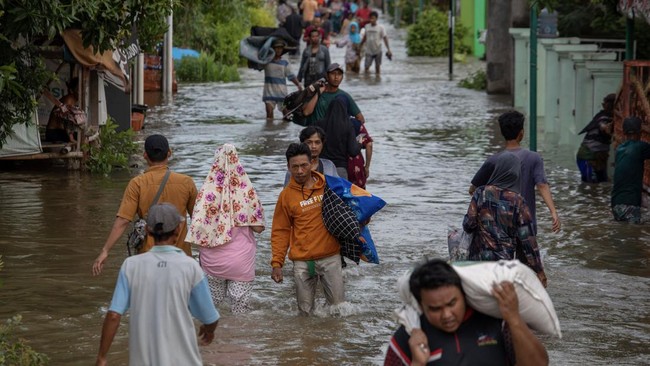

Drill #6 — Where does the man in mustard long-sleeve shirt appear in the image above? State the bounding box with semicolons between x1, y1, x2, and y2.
271;143;344;315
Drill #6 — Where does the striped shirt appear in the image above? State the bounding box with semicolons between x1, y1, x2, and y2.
263;59;295;102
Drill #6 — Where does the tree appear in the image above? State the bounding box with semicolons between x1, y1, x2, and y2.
0;0;174;148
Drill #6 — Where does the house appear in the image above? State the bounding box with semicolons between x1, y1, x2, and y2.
0;29;136;168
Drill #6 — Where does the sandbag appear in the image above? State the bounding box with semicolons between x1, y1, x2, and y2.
452;260;562;338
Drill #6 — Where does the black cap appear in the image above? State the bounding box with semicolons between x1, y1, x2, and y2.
145;134;169;161
623;116;642;134
327;63;344;73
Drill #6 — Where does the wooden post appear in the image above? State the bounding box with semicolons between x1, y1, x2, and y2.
163;10;173;97
529;4;538;152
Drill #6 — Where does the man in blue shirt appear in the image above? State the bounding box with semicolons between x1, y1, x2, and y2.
611;116;650;223
96;203;219;366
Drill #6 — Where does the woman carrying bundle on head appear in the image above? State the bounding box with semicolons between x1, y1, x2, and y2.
186;144;266;313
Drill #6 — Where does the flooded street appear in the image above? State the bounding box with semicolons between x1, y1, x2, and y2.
1;17;649;366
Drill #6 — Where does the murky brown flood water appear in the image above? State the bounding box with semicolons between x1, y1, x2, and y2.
1;17;649;366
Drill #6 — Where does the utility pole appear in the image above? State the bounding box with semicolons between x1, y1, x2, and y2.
529;4;538;152
448;0;455;80
162;8;173;98
626;17;635;60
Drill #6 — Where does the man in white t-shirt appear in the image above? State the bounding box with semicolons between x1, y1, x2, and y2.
96;203;219;366
361;11;392;74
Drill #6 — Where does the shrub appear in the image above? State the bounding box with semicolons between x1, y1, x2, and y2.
406;8;470;57
458;69;487;90
174;1;276;79
175;53;240;83
248;6;276;29
83;118;139;175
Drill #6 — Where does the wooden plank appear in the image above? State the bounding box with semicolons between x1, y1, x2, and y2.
0;152;83;160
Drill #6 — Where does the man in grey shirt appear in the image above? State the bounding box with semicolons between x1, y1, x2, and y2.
469;111;561;235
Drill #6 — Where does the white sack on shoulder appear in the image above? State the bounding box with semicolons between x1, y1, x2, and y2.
393;269;421;335
453;260;562;338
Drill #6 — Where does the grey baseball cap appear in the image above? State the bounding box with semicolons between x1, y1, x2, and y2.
327;63;344;73
146;203;185;234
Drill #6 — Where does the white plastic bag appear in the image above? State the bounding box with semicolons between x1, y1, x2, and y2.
447;226;472;262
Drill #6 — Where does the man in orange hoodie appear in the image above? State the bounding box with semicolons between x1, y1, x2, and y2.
271;143;344;315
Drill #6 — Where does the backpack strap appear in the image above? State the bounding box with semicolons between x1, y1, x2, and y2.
147;169;172;217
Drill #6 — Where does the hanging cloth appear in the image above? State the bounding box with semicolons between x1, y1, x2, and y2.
186;144;265;247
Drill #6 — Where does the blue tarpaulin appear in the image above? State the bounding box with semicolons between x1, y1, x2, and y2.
172;47;200;60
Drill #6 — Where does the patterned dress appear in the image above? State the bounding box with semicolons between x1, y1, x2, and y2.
348;119;373;189
185;144;265;313
463;185;543;275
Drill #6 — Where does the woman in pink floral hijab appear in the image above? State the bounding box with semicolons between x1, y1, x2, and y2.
186;144;265;313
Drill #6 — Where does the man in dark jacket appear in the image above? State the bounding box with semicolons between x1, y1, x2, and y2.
281;6;303;56
384;259;549;366
315;94;361;179
611;116;650;223
576;93;616;183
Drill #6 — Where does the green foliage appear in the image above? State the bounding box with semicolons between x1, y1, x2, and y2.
406;8;470;57
632;21;650;60
173;1;275;79
554;0;624;38
0;0;174;149
0;63;20;95
0;257;49;366
0;44;52;148
248;6;276;29
0;0;172;54
0;315;49;366
387;0;419;26
551;0;650;59
388;0;460;27
83;118;138;175
175;53;240;83
458;69;487;90
1;0;75;42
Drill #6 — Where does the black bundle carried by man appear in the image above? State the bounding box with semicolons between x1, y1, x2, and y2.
282;78;326;126
240;26;298;71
